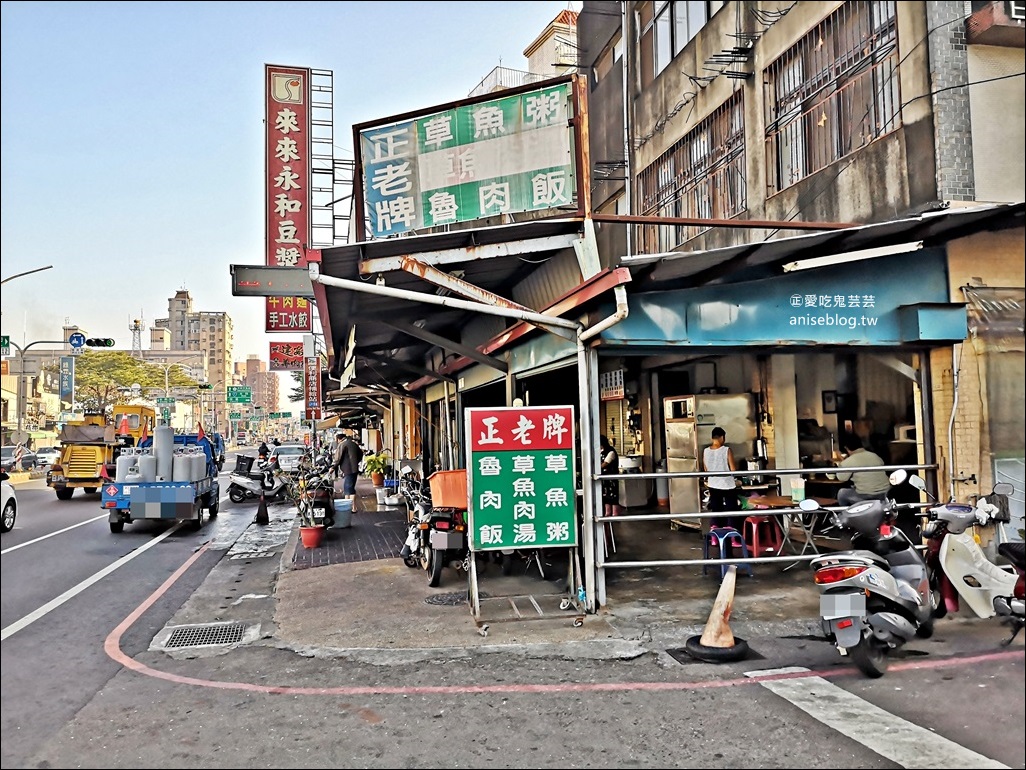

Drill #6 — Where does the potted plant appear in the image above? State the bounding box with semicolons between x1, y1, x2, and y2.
363;452;390;487
281;471;325;548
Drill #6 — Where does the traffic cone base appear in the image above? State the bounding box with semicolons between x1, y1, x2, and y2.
255;491;270;525
683;565;750;663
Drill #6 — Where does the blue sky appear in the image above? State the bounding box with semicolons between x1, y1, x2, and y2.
1;0;579;370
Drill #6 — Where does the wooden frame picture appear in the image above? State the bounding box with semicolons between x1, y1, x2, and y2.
822;390;838;414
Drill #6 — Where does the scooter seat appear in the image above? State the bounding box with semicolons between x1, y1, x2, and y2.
998;541;1026;570
849;549;892;570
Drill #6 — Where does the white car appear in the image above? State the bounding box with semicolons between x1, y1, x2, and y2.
36;446;61;466
269;443;308;474
1;471;17;533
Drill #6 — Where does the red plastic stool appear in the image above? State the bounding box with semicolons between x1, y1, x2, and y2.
743;515;783;556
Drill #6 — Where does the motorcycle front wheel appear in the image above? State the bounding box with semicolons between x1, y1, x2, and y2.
850;630;890;678
228;486;246;504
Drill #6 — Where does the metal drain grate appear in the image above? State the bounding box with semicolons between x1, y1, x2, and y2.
425;591;490;607
164;622;246;649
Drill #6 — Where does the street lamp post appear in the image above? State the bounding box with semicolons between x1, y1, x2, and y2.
7;339;69;445
153;357;204;426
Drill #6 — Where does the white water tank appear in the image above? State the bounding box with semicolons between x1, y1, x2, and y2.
154;425;174;481
138;452;157;483
172;452;192;482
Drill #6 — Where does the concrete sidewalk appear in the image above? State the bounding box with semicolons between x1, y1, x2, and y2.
250;477;824;660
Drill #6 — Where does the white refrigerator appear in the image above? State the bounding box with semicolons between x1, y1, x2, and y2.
664;394;758;525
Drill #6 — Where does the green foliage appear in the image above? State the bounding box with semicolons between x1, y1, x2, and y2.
363;452;390;476
71;351;199;414
288;370;304;403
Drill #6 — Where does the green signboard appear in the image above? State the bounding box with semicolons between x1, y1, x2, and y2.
227;386;252;404
360;81;575;238
157;397;175;405
466;406;577;552
229;412;241;420
0;335;9;356
269;411;293;419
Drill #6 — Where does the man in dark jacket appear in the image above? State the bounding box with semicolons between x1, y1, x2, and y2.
333;431;364;511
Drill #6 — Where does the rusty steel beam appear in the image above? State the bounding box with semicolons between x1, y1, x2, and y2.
591;213;854;231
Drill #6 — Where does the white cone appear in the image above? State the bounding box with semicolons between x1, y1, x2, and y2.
699;565;737;648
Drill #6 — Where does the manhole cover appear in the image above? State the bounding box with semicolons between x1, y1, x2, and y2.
665;646;765;665
424;591;490;607
164;622;246;649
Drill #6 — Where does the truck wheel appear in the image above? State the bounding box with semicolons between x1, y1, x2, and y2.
83;487;98;494
207;494;219;517
109;520;124;533
55;488;74;501
188;500;203;530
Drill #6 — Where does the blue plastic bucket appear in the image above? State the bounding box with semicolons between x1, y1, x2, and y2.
332;498;353;528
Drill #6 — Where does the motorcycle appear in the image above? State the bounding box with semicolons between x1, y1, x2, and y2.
227;455;289;504
399;465;431;569
424;504;469;588
805;470;936;678
917;475;1024;645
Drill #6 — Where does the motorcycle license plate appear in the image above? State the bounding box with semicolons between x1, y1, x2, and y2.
821;593;866;620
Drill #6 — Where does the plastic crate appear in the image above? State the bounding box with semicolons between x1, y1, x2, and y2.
428;469;468;508
234;455;254;474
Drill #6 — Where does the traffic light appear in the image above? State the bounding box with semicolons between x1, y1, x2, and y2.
84;338;115;347
198;384;213;390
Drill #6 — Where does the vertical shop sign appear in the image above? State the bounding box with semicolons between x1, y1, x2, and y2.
466;406;577;552
269;341;305;371
59;356;75;409
303;355;321;420
265;64;313;332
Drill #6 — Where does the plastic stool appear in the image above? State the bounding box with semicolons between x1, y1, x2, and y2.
743;515;783;556
703;526;754;578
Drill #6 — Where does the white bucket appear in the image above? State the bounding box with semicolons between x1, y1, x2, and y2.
790;478;806;502
332;499;353;528
375;487;388;504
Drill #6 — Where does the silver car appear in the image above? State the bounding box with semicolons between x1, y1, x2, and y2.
269;443;308;474
36;446;61;466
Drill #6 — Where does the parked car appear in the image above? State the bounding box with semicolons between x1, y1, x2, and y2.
1;471;17;532
0;446;37;473
268;443;307;474
35;445;61;466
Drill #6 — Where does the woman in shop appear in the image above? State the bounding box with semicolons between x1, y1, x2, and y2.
702;426;741;531
599;435;624;518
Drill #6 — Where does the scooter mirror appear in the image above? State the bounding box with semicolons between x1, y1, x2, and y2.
888;469;908;486
906;474;927;492
798;498;820;511
993;482;1014;496
401;465;413;475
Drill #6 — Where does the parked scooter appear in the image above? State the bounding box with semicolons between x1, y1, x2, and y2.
399;465;431;569
916;475;1024;645
424;505;469;587
805;470;936;678
227;455;288;503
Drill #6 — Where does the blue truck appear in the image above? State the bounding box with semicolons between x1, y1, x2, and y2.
101;433;220;533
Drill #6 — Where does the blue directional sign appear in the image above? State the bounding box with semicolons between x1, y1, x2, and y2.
69;332;86;348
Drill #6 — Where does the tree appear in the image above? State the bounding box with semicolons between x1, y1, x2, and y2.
288;370;304;404
68;351;199;414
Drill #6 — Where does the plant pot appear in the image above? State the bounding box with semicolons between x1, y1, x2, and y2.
370;472;385;487
299;524;326;549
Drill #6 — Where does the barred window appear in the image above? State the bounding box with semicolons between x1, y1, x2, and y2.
639;1;712;86
764;1;899;194
638;92;747;251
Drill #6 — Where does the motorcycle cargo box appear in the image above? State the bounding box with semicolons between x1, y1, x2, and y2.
235;455;254;474
428;469;468;508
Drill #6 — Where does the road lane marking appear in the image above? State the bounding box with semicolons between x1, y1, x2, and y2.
1;513;109;554
747;666;1008;769
1;523;186;642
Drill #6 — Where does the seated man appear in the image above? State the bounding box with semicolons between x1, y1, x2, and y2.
834;433;890;507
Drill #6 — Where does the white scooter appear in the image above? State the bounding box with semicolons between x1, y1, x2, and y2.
227;456;288;504
917;475;1024;645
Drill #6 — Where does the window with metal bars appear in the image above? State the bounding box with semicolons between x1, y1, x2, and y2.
763;1;900;194
637;91;747;251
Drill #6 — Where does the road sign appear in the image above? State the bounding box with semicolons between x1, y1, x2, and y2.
157;397;175;405
227;386;252;404
68;332;85;348
161;408;171;420
1;335;8;356
269;411;293;419
229;412;241;420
